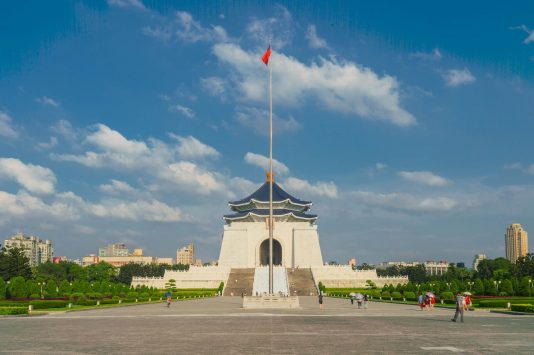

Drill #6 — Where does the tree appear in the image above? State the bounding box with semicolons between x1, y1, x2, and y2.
472;278;484;295
0;277;5;299
8;276;27;298
514;253;534;278
58;280;71;296
0;247;32;281
402;265;427;283
500;279;513;296
516;276;531;297
46;280;58;297
86;262;117;282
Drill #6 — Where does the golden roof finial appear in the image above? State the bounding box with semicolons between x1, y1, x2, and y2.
266;171;275;182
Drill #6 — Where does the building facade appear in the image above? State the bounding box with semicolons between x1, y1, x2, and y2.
505;223;529;263
99;243;129;257
472;254;487;271
4;233;54;267
176;243;195;265
376;260;449;276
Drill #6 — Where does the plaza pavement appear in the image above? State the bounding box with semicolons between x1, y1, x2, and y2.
1;296;533;354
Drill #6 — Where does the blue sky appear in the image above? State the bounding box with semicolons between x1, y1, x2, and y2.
1;0;533;264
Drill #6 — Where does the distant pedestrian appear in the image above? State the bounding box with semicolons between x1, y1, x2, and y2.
451;291;465;323
318;293;324;309
363;294;368;309
430;296;435;310
165;291;172;308
418;294;424;310
350;295;354;305
357;298;362;309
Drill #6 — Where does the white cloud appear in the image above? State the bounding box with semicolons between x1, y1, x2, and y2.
87;124;149;155
234;107;301;135
504;162;534;175
375;163;387;170
100;179;136;194
169;134;220;160
410;48;442;61
305;25;328;49
50;120;78;141
442;68;476;87
351;190;457;212
0;111;18;138
36;137;58;150
213;43;416;126
143;11;228;43
107;0;146;11
161;161;226;194
244;152;289;176
169;104;195;118
0;190;80;220
36;96;60;108
201;76;227;98
0;158;56;194
510;25;534;44
246;5;294;49
282;177;337;198
91;199;186;222
398;171;449;186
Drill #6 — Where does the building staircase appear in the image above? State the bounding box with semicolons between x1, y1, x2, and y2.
223;268;255;296
252;266;289;296
287;268;318;296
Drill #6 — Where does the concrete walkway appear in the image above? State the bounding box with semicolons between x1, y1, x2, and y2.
1;297;533;354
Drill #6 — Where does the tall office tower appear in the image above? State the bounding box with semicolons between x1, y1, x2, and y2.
505;223;528;263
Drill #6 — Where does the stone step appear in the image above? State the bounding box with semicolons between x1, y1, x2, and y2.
223;268;255;296
287;268;318;296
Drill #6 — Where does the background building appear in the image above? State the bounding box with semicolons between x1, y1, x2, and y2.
376;260;449;276
99;243;129;257
505;223;529;263
4;233;53;267
177;243;195;265
472;254;487;271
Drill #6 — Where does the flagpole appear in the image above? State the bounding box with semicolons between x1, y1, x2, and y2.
268;47;274;295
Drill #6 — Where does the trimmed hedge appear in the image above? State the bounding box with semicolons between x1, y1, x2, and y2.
29;300;67;309
478;300;508;308
404;292;415;299
510;304;534;313
441;292;454;301
0;301;29;307
0;307;28;315
392;292;402;299
381;291;390;298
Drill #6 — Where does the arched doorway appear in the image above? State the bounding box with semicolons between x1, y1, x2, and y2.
260;239;282;265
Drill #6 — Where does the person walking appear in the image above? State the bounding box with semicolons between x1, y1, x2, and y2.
451;291;465;323
363;294;368;309
350;295;354;305
418;294;424;310
165;291;172;308
318;293;324;309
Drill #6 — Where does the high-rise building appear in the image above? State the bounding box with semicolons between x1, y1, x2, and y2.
505;223;528;263
176;243;194;265
4;233;54;267
472;254;487;271
98;243;129;257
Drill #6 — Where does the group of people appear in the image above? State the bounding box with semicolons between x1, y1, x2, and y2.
349;294;369;309
417;293;436;310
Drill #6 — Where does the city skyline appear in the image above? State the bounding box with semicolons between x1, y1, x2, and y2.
1;1;533;263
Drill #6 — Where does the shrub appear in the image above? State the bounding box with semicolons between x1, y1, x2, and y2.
100;298;119;305
403;292;415;299
140;292;149;299
127;292;139;299
381;291;390;298
392;291;402;299
0;301;29;307
29;300;67;309
69;293;87;304
85;292;103;300
478;300;508;308
440;292;454;301
510;304;534;313
29;294;40;299
0;307;28;315
217;282;224;294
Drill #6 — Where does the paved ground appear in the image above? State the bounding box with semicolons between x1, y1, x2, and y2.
1;297;533;354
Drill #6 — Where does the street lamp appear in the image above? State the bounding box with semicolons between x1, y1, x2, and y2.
467;281;474;291
37;282;44;299
494;280;501;293
446;282;451;290
528;279;532;297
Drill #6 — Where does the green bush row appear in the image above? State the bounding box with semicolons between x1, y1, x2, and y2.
29;300;67;309
0;307;28;315
510;304;534;312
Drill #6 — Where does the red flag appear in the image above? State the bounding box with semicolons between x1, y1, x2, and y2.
261;45;271;65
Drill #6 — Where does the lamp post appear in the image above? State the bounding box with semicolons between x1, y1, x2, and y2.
528;279;532;297
467;281;474;291
38;282;44;299
446;282;451;290
494;280;501;293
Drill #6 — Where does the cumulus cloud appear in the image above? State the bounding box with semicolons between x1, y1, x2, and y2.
246;5;294;49
398;171;449;186
169;134;220;159
107;0;146;11
0;111;18;138
36;96;60;107
91;199;186;222
161;161;226;194
305;25;328;49
234;107;301;135
201;76;227;98
36;137;58;150
0;158;56;194
143;11;228;43
99;179;136;194
244;152;289;176
504;162;534;175
0;190;80;220
282;177;337;198
351;190;458;212
50;120;78;141
442;68;476;87
510;25;534;44
410;48;442;61
169;104;195;118
213;43;416;126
